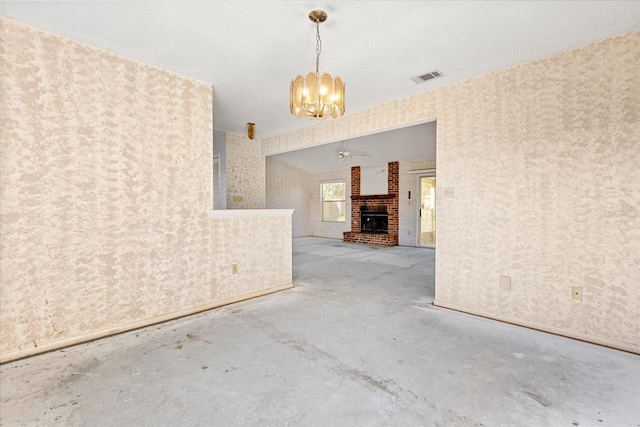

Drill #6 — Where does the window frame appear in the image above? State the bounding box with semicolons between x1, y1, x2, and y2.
321;180;346;223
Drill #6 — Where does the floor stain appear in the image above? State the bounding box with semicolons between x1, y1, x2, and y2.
185;333;212;344
441;408;485;426
524;391;551;407
242;311;439;414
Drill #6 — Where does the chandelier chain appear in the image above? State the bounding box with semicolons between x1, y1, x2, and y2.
315;20;322;74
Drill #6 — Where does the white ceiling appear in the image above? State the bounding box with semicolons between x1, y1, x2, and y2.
1;1;638;140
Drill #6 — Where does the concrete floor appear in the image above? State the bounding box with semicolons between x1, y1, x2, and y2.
1;237;638;426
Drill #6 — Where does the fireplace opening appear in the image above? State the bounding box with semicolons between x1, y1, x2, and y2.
361;205;388;233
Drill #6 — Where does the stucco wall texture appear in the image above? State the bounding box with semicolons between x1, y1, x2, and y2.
225;132;265;209
265;157;312;237
262;31;640;353
0;18;291;362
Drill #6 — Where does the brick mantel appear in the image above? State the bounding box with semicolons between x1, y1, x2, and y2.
344;162;399;246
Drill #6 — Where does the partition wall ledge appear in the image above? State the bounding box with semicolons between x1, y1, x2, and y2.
210;209;295;217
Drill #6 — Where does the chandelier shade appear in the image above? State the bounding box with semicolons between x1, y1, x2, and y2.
290;10;345;120
290;72;345;119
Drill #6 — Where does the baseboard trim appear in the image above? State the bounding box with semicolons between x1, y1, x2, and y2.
0;283;293;364
433;299;638;355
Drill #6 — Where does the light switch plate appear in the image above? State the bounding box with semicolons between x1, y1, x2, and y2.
500;275;511;290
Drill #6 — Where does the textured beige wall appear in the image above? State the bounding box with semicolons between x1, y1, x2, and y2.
265;157;312;237
262;31;640;353
0;18;291;362
209;213;292;302
213;130;227;209
398;159;436;247
226;132;265;209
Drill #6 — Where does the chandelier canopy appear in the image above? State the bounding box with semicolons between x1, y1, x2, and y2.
290;10;345;120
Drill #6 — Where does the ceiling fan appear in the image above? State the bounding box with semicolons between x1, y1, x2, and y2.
338;141;370;162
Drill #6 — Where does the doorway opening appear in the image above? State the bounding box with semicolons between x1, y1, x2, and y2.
213;155;221;209
419;176;436;247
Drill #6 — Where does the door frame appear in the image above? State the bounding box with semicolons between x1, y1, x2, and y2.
416;171;436;247
212;155;221;210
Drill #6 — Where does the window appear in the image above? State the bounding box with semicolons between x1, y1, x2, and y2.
321;181;346;222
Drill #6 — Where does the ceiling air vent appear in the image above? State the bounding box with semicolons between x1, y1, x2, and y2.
411;70;443;84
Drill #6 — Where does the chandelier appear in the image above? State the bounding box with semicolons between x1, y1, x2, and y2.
290;10;345;120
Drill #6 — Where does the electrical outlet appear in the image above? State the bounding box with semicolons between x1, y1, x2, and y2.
231;264;239;274
443;187;455;198
571;286;583;301
500;275;511;290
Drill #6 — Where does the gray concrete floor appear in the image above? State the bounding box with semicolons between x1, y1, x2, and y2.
1;237;638;426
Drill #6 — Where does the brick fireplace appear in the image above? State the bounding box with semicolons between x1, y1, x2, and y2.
343;161;399;246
